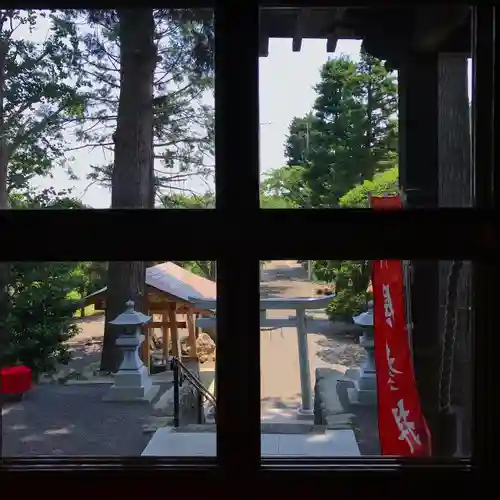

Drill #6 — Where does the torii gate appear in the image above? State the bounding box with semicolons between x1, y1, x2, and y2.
190;295;334;416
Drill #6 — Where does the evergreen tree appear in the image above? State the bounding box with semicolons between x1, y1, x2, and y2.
283;51;398;208
61;9;214;204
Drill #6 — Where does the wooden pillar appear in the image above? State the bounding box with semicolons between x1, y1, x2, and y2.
141;312;151;373
399;53;441;452
186;311;198;359
161;310;170;360
168;303;181;357
195;313;201;338
437;52;473;456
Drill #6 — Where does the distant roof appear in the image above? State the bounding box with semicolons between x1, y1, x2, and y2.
85;262;216;310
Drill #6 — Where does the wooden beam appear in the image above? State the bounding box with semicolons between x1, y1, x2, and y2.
259;33;269;57
142;321;187;329
413;6;470;52
326;36;338;53
292;9;308;53
323;7;346;54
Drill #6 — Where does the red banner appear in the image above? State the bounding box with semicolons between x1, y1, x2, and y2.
371;194;432;457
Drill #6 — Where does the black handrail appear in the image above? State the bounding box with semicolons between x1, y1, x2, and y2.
170;356;216;428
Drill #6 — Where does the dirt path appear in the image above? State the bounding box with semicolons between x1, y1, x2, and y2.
59;261;364;414
260;260;365;413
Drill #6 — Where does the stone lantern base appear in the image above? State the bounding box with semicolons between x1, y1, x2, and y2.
337;366;378;407
103;365;160;403
336;328;378;408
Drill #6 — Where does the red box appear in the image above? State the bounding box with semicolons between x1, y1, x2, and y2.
0;365;32;395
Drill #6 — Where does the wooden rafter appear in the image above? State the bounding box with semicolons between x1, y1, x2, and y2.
292;9;307;52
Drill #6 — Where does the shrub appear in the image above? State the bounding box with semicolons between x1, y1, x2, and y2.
338;166;399;208
326;288;373;322
317;167;399;321
1;262;85;377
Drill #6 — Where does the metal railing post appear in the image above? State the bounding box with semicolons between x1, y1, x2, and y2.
172;359;180;428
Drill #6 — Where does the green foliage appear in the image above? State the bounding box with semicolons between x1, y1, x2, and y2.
326;288;372;322
1;262;85;376
338;165;399;208
282;50;398;208
260;165;311;208
8;186;85;209
317;168;399;321
1;9;86;199
73;262;108;297
260;191;299;209
62;9;215;197
312;260;337;283
159;191;214;208
0;186;100;373
180;261;216;280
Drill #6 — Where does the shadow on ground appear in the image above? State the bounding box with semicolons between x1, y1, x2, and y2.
262;266;309;283
261;394;302;409
58;337;104;376
72;311;105;325
1;383;170;456
260;283;291;299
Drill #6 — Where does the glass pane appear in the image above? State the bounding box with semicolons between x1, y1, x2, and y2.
259;6;473;212
259;259;473;458
2;9;214;210
1;260;217;457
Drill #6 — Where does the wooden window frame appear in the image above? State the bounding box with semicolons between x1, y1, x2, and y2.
0;1;495;488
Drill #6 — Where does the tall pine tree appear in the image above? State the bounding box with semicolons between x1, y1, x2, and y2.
284;50;398;208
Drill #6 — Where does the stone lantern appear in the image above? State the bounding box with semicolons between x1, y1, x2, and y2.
337;300;377;407
103;300;159;403
352;300;376;399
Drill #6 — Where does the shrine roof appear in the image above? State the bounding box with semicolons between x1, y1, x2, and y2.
84;262;216;312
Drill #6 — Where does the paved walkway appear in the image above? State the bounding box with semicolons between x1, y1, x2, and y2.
260;260;365;419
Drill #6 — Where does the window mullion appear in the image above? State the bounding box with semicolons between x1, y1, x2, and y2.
470;5;496;468
214;4;261;473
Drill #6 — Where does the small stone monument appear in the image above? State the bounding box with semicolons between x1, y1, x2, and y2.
337;301;377;407
103;300;160;403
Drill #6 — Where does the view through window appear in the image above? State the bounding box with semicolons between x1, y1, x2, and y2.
0;4;493;467
257;5;477;459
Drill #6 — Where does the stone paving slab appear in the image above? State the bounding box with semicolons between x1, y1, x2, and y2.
141;427;360;457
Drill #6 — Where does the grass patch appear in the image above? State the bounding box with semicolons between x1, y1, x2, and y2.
73;304;102;318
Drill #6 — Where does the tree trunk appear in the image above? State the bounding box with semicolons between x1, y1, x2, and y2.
437;53;472;456
100;9;157;373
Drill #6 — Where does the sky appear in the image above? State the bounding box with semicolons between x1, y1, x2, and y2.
31;37;361;208
15;15;472;208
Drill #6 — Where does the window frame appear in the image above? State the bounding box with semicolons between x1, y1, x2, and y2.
0;2;495;483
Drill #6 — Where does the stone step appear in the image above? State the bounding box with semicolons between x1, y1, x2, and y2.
171;422;327;434
142;428;361;457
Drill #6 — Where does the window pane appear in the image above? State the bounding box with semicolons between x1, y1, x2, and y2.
2;9;214;210
1;260;217;458
259;6;474;212
258;259;473;458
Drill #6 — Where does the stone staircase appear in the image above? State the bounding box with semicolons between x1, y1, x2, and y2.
170;422;327;434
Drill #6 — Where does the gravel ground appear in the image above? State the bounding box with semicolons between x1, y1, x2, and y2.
2;260;379;457
260;261;380;455
1;384;170;457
